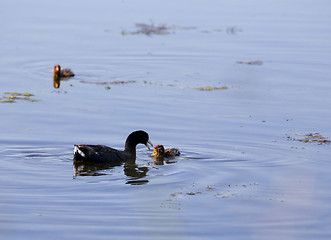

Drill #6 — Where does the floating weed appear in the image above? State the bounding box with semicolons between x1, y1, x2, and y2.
143;81;229;91
122;23;172;35
236;60;263;65
297;133;331;145
4;92;34;97
80;80;136;86
194;86;228;91
226;26;243;34
1;99;16;103
120;22;238;36
206;185;216;190
1;92;40;103
186;192;202;196
286;132;331;145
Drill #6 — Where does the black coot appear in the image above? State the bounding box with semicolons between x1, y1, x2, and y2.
73;130;152;163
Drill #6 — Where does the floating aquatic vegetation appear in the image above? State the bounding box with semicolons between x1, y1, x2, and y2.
1;92;40;103
5;92;34;97
142;80;178;87
1;99;16;103
143;81;228;91
226;26;243;34
298;133;331;144
80;80;136;86
286;133;331;145
120;22;239;36
236;61;263;65
194;86;228;91
142;81;229;91
122;23;171;35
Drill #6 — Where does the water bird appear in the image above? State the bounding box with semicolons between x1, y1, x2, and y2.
74;130;153;163
53;64;75;78
152;144;180;159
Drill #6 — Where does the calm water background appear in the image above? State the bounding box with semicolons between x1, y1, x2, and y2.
1;0;331;239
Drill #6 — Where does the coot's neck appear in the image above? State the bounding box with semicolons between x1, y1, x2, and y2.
124;140;138;158
123;131;148;159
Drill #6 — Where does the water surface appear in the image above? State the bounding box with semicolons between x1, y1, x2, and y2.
1;0;331;239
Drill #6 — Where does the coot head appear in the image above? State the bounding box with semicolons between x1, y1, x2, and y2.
125;130;153;152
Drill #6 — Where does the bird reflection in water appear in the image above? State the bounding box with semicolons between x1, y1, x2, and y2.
52;64;75;89
124;163;149;185
73;161;149;185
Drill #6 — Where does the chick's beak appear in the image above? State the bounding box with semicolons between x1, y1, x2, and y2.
145;139;153;150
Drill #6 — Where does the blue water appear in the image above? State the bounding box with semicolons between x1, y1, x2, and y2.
1;0;331;239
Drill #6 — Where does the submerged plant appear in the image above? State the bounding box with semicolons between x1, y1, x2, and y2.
236;61;263;65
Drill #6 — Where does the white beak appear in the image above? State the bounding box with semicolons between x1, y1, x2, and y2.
145;139;153;150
